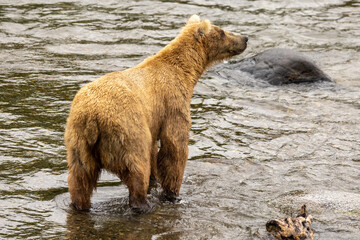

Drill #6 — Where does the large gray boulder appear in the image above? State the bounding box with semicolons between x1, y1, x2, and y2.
235;48;333;85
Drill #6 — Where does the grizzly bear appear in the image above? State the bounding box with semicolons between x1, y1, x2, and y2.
64;15;248;212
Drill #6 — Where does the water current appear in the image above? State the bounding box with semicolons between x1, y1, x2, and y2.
0;0;359;239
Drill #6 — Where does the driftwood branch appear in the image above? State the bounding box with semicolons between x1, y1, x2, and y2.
266;205;314;240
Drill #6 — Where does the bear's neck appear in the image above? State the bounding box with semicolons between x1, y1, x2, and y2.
152;37;208;86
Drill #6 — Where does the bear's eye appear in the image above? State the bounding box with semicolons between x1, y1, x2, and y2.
219;30;226;38
215;28;226;39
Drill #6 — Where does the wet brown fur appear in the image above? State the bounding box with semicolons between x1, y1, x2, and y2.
64;15;247;211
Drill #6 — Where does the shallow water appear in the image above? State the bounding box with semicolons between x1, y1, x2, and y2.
0;0;359;239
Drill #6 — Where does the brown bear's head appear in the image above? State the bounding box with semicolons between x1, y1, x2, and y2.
186;15;248;63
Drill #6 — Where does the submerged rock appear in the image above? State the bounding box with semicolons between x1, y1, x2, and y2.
235;48;333;85
265;205;314;240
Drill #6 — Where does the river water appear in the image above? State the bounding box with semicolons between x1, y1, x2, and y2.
0;0;359;239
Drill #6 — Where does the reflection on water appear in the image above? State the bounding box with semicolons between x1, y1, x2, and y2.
0;0;359;239
62;186;183;240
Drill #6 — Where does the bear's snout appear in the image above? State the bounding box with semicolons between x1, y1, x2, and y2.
228;34;248;55
243;36;248;43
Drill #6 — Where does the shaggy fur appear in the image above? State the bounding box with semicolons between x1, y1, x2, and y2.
64;15;247;211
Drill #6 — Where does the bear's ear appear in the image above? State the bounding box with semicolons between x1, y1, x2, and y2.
187;14;201;25
198;19;211;36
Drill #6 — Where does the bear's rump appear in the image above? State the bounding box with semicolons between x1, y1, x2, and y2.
67;82;153;173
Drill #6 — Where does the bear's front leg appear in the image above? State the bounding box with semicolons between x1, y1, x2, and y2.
157;117;190;202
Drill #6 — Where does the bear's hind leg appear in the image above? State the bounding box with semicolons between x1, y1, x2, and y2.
67;148;100;211
120;168;151;213
118;151;151;213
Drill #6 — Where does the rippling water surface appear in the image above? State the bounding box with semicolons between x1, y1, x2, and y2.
0;0;359;239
